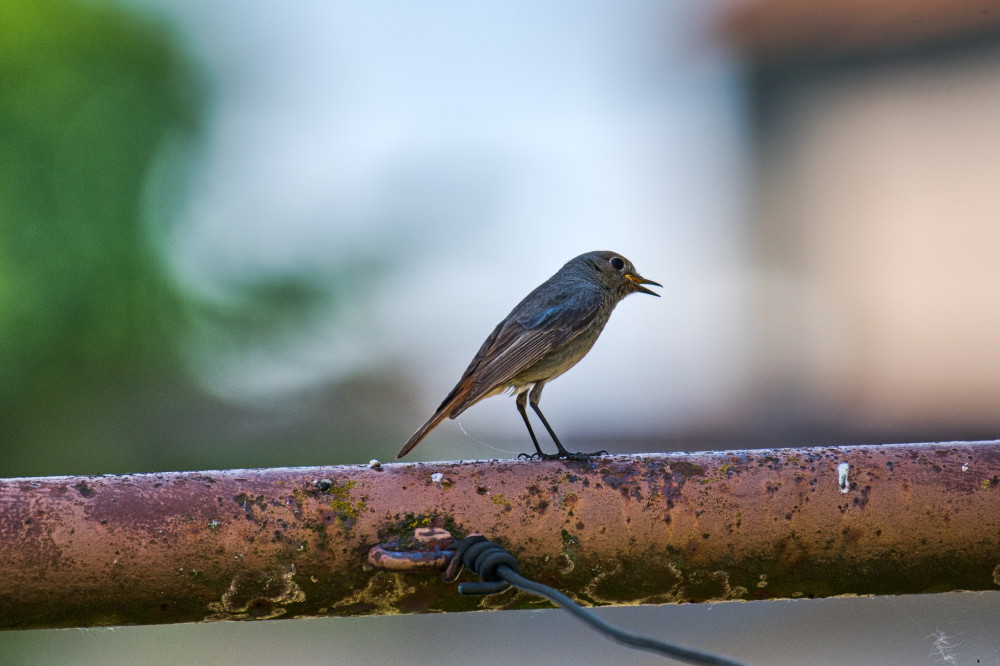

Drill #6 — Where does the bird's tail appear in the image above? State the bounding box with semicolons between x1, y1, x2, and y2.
396;376;474;459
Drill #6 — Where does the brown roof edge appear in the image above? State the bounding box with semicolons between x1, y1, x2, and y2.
716;0;1000;62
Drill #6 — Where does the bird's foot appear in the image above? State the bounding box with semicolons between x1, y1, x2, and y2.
517;449;608;461
558;449;609;461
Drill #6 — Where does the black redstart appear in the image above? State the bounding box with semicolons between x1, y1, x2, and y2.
397;250;660;460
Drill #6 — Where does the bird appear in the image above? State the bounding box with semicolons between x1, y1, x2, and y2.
396;250;661;460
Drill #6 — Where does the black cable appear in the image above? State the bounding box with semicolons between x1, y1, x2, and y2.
448;536;747;666
499;566;744;665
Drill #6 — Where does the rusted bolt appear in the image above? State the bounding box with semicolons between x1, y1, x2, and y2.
368;528;455;572
368;544;454;571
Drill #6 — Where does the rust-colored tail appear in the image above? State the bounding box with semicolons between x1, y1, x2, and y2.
396;376;475;459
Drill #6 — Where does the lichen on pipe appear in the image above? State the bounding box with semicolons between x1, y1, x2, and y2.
1;441;999;630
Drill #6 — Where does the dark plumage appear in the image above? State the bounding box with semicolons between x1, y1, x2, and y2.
396;250;660;460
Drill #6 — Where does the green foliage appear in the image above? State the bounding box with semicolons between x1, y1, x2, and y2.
0;1;413;477
0;0;202;473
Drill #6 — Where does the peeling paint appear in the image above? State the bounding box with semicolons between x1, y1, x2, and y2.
838;463;850;493
207;564;305;621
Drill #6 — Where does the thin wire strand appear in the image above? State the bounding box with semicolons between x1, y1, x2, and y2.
455;420;520;456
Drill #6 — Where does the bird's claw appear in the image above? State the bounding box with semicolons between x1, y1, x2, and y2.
517;450;608;461
558;449;608;461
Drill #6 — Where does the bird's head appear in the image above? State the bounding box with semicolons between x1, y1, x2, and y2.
580;251;661;298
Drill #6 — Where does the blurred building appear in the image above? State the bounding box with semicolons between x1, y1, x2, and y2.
717;0;1000;444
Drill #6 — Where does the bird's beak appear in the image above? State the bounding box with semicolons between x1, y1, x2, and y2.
626;273;662;297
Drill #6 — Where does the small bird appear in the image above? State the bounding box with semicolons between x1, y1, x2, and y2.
397;251;661;460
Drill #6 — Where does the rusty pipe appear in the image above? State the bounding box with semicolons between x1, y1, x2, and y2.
2;442;999;629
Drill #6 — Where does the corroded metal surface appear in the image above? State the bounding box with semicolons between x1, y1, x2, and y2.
2;442;999;629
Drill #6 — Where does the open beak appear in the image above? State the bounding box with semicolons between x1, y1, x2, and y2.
625;273;662;297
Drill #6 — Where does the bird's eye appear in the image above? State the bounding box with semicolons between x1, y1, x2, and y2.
610;257;625;271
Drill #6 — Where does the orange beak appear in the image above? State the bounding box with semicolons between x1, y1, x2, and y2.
625;273;662;297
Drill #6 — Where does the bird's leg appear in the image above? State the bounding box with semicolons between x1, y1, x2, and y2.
529;400;608;460
515;391;547;460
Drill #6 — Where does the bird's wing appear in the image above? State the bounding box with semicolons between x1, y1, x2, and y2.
448;288;605;415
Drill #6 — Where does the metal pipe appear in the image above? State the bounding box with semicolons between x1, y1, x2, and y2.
2;442;999;629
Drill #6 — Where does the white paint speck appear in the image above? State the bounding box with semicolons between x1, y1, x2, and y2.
962;463;969;472
431;472;443;484
838;462;850;493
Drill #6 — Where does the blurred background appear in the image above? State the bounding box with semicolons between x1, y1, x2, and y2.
3;0;1000;663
